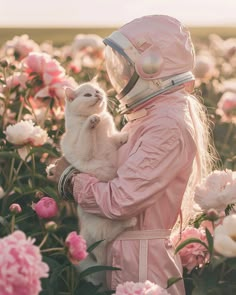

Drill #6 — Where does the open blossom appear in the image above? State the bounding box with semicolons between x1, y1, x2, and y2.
0;230;49;295
193;54;217;82
65;231;88;264
35;77;78;107
71;33;104;52
3;34;40;60
115;280;170;295
5;120;48;146
216;91;236;117
5;72;29;90
194;169;236;213
22;52;66;85
214;214;236;257
172;227;209;272
33;197;58;219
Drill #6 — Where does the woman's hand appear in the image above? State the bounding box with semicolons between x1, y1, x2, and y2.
47;157;70;183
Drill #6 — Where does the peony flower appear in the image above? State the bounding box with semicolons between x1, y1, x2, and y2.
0;230;49;295
214;214;236;257
216;91;236;117
33;197;58;219
3;34;40;60
34;77;77;107
71;34;104;52
22;52;66;85
193;54;216;82
5;120;48;146
65;231;88;264
5;72;29;91
172;227;209;272
115;280;170;295
9;203;22;214
194;169;236;213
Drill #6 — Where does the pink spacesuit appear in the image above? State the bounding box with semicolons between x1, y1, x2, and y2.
69;15;212;294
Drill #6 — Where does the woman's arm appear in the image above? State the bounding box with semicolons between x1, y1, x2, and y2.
73;120;194;220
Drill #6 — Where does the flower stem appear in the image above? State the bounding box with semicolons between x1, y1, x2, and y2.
40;247;64;253
10;214;15;233
39;232;49;249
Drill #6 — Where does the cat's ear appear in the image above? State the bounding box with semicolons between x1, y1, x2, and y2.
91;75;98;84
65;87;76;102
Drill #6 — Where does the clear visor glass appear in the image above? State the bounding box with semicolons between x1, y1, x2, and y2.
105;46;135;94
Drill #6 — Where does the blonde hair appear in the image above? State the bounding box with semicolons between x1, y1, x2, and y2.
177;92;219;231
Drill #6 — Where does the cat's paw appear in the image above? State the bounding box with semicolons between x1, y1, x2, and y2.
89;115;100;128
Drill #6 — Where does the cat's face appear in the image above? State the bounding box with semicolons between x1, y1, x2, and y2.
65;83;107;116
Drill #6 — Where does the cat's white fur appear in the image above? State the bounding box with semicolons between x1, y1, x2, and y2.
61;82;136;287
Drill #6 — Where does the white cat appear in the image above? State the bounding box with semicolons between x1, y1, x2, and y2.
61;82;136;287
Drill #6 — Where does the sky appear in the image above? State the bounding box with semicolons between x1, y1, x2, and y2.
1;0;236;27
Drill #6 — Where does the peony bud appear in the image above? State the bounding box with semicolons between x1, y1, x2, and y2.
0;60;8;68
206;208;220;221
34;197;58;219
9;203;22;214
45;221;58;232
35;191;45;199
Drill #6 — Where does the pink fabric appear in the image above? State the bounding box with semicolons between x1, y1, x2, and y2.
120;15;195;80
72;89;197;295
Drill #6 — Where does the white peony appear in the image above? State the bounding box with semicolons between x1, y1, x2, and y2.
5;120;48;146
214;214;236;257
194;169;236;212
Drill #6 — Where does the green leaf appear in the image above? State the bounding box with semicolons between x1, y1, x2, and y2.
79;266;121;280
87;240;105;253
175;238;209;254
205;227;214;256
166;276;183;288
40;186;58;199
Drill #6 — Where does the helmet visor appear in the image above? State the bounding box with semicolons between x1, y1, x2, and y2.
105;46;135;94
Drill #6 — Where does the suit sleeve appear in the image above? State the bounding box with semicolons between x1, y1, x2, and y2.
72;119;190;220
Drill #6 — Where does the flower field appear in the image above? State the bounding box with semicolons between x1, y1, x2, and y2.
0;28;236;295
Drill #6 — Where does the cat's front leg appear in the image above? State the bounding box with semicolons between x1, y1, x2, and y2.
112;131;129;148
87;114;100;129
76;115;100;162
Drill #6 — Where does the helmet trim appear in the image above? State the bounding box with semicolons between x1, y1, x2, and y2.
119;71;195;114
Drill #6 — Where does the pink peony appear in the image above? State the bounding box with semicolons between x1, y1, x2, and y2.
172;227;209;272
71;34;104;52
34;77;77;107
0;230;49;295
5;120;48;146
33;197;58;219
4;34;40;60
216;91;236;117
194;169;236;212
5;72;29;90
65;231;88;264
115;280;170;295
22;52;65;85
193;54;217;82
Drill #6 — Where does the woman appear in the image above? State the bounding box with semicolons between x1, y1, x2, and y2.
48;15;215;294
